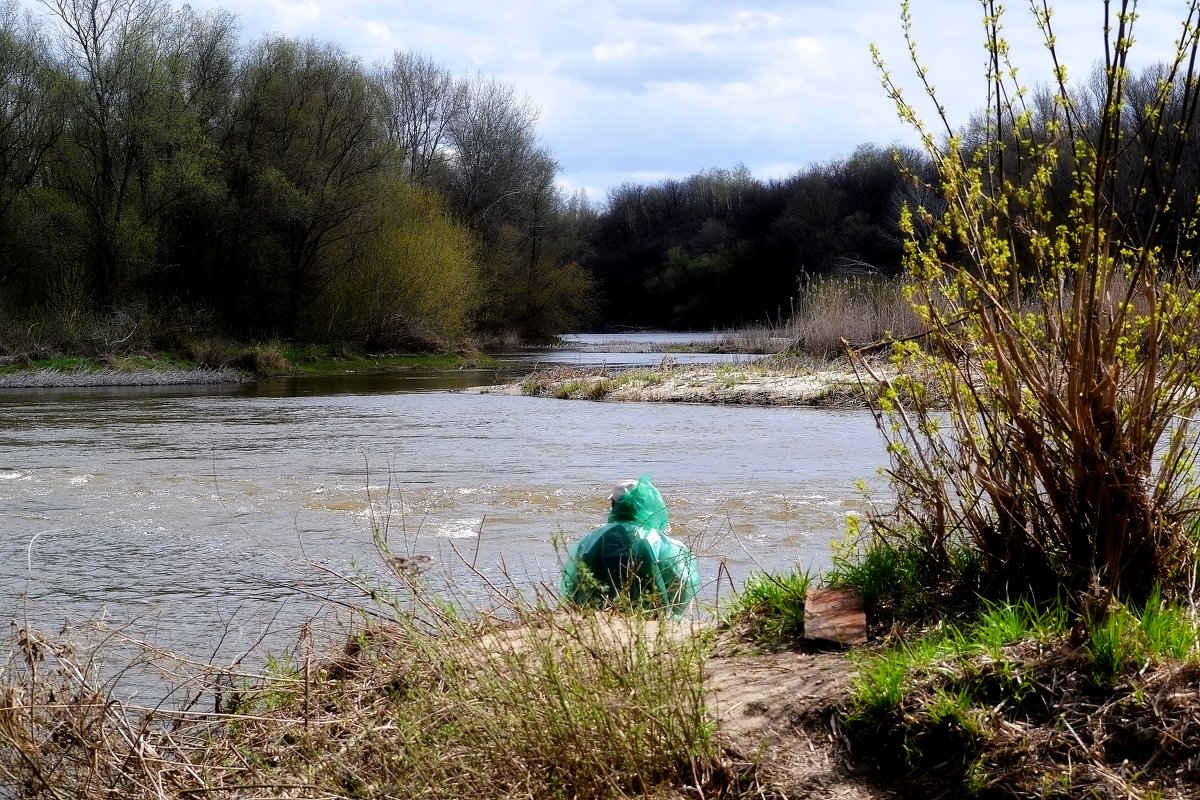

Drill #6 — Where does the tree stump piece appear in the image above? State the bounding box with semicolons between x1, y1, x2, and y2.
804;587;867;647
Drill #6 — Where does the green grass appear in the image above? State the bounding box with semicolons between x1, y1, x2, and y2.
584;378;613;400
0;355;100;374
1139;601;1200;660
723;567;810;645
0;342;486;380
842;593;1200;796
843;607;1038;789
1087;606;1140;689
1085;588;1200;687
969;598;1066;656
824;529;983;624
545;376;616;400
0;352;203;376
849;646;916;717
554;379;582;398
285;344;484;376
713;364;747;388
846;600;1066;716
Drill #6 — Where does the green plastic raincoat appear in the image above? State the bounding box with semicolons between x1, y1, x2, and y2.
560;476;700;615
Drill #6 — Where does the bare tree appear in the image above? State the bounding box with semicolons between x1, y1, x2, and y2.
227;36;388;337
0;1;61;244
444;75;541;233
39;0;172;304
374;50;464;184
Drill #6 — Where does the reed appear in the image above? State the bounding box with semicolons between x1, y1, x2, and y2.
787;273;924;358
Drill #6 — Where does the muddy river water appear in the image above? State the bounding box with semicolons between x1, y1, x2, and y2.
0;348;888;687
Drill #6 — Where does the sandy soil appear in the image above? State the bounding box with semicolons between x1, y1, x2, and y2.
706;646;891;798
473;362;878;408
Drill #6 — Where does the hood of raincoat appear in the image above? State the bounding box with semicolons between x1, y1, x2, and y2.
607;475;669;530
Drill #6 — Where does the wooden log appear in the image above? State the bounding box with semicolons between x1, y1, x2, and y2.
804;587;867;647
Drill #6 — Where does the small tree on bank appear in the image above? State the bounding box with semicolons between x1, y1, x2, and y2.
856;0;1200;614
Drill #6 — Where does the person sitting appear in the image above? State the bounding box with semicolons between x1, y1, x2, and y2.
560;476;699;616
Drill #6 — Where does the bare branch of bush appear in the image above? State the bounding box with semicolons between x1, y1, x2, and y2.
856;1;1200;616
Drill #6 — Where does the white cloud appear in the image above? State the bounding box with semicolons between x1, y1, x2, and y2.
267;0;320;28
363;20;391;43
591;40;640;63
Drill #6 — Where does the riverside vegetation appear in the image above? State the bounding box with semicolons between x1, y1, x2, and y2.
0;340;493;388
0;500;849;799
14;0;1199;360
0;0;933;359
513;273;924;407
831;0;1200;796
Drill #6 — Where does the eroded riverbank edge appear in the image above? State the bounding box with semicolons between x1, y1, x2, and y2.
0;349;487;388
469;360;881;408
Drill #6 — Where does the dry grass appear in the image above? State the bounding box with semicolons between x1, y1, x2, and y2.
193;611;721;799
0;623;220;799
0;473;735;799
0;581;731;799
787;274;924;358
237;341;292;377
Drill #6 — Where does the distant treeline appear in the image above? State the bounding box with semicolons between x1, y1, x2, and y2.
585;148;926;329
4;0;1200;353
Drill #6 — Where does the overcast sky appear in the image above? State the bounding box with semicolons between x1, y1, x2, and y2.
28;1;1191;203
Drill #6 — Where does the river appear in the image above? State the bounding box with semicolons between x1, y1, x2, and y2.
0;344;888;691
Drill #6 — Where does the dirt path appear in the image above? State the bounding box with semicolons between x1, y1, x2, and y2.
706;648;892;799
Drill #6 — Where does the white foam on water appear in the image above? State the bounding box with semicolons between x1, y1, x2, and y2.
436;518;483;539
0;470;27;480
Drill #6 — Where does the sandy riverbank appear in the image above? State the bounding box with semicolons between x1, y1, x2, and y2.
0;367;249;388
472;359;880;408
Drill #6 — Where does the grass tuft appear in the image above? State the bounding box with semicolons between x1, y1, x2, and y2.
193;609;721;799
824;529;983;631
722;567;810;646
238;340;292;376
